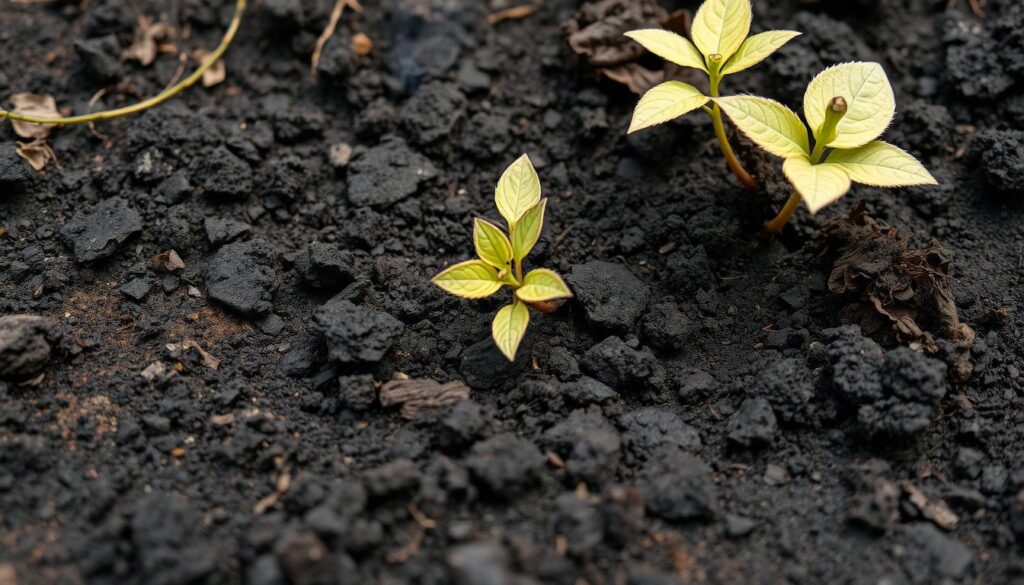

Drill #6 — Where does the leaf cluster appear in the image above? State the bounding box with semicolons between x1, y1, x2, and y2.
625;0;799;133
432;155;572;361
715;62;937;212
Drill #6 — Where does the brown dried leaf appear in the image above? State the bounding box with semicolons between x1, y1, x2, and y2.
193;50;226;88
124;18;172;66
9;93;60;140
379;378;470;420
15;140;54;171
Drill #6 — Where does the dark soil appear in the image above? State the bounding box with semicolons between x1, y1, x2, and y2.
2;0;1024;584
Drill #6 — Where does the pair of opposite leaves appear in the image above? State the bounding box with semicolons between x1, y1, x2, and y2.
627;0;936;212
432;155;573;361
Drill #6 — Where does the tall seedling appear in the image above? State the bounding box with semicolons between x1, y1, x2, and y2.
625;0;799;190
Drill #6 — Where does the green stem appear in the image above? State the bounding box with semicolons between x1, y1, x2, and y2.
705;61;759;191
0;0;246;126
764;136;831;233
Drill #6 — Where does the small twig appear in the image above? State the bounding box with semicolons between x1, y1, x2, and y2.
487;0;543;25
0;0;246;126
311;0;363;81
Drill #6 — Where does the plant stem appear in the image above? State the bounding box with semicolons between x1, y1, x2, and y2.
706;64;759;191
764;136;831;233
0;0;246;126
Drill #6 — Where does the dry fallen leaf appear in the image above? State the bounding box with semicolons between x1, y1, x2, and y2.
9;93;60;140
193;50;226;88
15;140;55;171
124;17;173;66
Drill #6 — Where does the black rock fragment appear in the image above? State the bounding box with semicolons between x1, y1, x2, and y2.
59;197;143;264
640;447;717;522
726;398;778;448
0;142;34;193
0;315;62;382
400;81;467;145
619;407;702;463
346;136;437;207
312;296;403;364
566;261;650;332
295;242;356;289
464;433;544;498
203;147;253;199
542;410;621;486
74;35;123;81
204;240;277;316
581;336;661;392
204;217;252;246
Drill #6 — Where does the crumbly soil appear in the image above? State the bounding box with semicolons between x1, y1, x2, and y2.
2;1;1024;584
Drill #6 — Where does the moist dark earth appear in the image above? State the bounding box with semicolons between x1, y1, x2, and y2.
2;0;1024;584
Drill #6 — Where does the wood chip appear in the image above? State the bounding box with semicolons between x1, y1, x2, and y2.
166;340;221;370
488;1;542;25
152;250;186;272
379;378;470;420
901;481;959;531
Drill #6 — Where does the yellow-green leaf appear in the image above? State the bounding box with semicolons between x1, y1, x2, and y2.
474;218;513;268
721;30;800;75
628;81;709;134
827;141;938;187
492;301;530;361
432;260;502;299
714;95;809;159
516;269;573;303
495;154;541;226
691;0;752;62
511;199;546;262
804;62;895;149
624;29;707;72
783;156;852;214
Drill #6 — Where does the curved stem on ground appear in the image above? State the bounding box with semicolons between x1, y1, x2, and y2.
0;0;246;126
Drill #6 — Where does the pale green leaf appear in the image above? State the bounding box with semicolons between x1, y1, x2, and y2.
511;199;546;262
628;81;709;134
474;218;513;268
804;62;895;149
432;260;502;299
721;30;800;75
624;29;707;72
492;301;530;361
827;141;938;187
691;0;752;61
516;269;573;303
495;154;541;226
783;156;852;214
714;95;809;159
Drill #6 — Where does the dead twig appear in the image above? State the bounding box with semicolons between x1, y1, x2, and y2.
487;0;543;25
311;0;363;81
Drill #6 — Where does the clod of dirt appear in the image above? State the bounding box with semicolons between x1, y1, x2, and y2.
822;205;975;359
581;336;662;392
542;410;621;487
59;197;143;264
826;327;948;440
726;398;778;448
895;523;973;583
0;142;35;191
202;147;253;199
438;400;494;452
0;315;62;382
363;459;422;499
130;492;219;584
459;337;528;390
639;446;716;521
274;531;356;585
562;376;617;406
641;301;692;351
400;81;467;146
119;277;153;302
944;13;1016;101
204;239;278;316
967;129;1024;195
203;217;252;247
619;407;701;464
379;377;470;420
346;136;437;207
464;433;544;498
562;0;671;94
567;261;650;332
553;492;604;557
447;540;513;585
74;35;124;82
271;106;326;144
750;358;815;425
295;241;357;290
312;296;403;364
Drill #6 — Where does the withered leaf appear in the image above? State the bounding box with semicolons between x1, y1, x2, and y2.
379;378;470;420
9;93;60;140
193;50;226;88
15;140;55;171
124;17;172;66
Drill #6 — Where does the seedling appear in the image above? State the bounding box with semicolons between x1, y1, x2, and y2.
432;155;573;362
624;0;799;190
713;62;937;231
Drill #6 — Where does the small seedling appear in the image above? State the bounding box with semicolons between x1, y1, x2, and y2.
713;62;937;231
624;0;799;190
432;155;573;362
